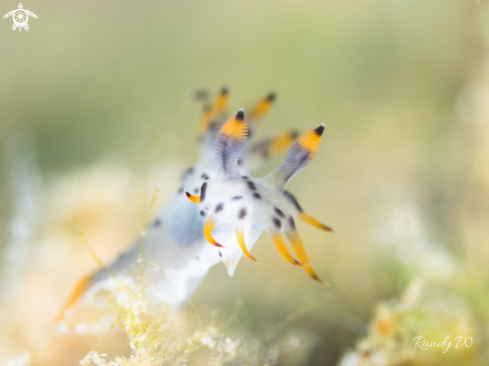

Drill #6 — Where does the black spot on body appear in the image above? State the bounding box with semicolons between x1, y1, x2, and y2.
194;188;199;194
247;180;257;191
272;217;282;230
221;86;228;96
241;175;249;180
178;186;184;194
253;192;262;200
153;219;162;227
314;124;325;136
215;203;224;213
200;210;206;217
274;207;285;218
238;207;247;220
219;252;223;257
200;182;207;203
201;173;209;180
267;92;276;102
232;195;242;201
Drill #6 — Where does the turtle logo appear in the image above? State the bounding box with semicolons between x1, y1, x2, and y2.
3;3;37;32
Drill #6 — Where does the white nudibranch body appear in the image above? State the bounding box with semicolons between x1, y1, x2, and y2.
57;89;333;320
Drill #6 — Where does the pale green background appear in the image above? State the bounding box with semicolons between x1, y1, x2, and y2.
1;1;488;365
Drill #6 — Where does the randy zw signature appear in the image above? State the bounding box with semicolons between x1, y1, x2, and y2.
413;336;473;354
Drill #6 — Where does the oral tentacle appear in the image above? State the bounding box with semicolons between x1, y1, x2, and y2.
302;264;328;285
281;190;333;232
185;191;200;204
204;217;225;247
236;230;259;263
298;212;333;232
271;232;304;266
286;218;329;285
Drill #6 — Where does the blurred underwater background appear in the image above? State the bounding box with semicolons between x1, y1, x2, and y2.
1;0;489;365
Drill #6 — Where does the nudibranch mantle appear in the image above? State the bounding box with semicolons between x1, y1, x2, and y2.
57;89;333;319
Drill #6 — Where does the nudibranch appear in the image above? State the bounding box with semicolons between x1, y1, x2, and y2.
57;88;332;320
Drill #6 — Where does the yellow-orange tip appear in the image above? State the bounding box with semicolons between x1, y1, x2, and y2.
185;191;200;204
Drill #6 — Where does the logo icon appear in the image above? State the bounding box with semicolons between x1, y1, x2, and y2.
3;3;37;32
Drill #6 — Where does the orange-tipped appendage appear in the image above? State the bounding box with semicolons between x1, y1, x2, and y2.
287;231;329;285
236;230;259;263
269;131;297;155
185;191;200;204
218;109;248;141
296;123;325;159
248;93;275;123
298;212;333;231
52;275;90;323
272;233;303;266
303;265;328;285
199;88;229;132
204;217;224;247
